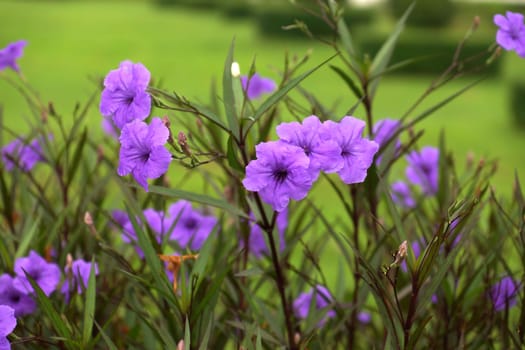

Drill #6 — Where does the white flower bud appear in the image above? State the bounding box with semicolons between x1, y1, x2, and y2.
231;61;241;78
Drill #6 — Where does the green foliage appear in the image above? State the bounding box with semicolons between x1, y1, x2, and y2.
510;80;525;128
1;1;523;349
388;0;456;28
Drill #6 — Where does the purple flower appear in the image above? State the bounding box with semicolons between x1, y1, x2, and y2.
100;60;152;129
242;209;288;258
12;250;61;296
0;304;16;350
357;311;371;324
406;146;439;196
0;274;36;317
321;117;379;184
0;40;27;72
373;118;401;164
293;285;335;326
240;73;277;100
102;115;120;139
243;141;314;212
494;12;525;57
117;117;172;191
1;137;45;172
391;181;415;208
61;259;99;300
169;200;218;250
276;115;343;179
490;276;520;312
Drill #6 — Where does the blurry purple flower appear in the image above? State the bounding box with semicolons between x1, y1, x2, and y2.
111;209;130;229
240;73;276;100
391;181;415;208
117;117;172;191
0;304;16;350
100;60;152;129
61;259;99;301
494;12;525;57
0;274;36;317
1;137;45;172
431;294;438;304
357;311;371;324
321;117;379;184
102;115;120;139
13;250;61;296
293;285;335;326
373;118;401;164
242;209;288;258
243;141;314;212
276;115;343;179
0;40;27;72
406;146;439;196
490;276;520;312
169;200;218;250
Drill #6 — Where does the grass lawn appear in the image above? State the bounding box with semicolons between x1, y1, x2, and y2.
1;0;524;196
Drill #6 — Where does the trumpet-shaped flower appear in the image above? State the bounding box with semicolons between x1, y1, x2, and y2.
293;285;336;326
406;146;439;196
321;117;379;184
100;60;152;129
494;12;525;57
12;250;61;296
391;181;415;208
240;73;276;100
169;200;218;250
0;40;27;72
242;209;288;258
276;115;343;179
61;259;99;300
1;137;45;172
490;276;520;311
0;274;36;317
0;305;16;350
243;141;314;212
117;118;172;191
373;118;401;164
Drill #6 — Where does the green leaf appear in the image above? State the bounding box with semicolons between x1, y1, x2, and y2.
25;273;75;347
66;127;87;187
147;184;247;218
328;0;357;61
82;258;97;346
330;65;362;100
198;317;213;350
93;321;118;350
244;54;337;138
184;317;191;350
226;135;244;172
369;2;415;98
223;39;240;138
15;216;40;259
148;87;229;133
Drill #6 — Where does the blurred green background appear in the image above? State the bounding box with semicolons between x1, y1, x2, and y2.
1;0;525;196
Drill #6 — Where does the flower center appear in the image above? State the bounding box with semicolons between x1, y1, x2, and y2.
273;168;288;183
184;218;198;230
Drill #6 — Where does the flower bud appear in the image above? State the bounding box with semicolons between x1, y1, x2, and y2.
231;61;241;78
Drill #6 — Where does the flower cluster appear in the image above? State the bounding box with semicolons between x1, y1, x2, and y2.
99;61;173;191
0;40;27;72
0;251;98;317
240;73;276;100
494;11;525;57
243;116;378;212
1;136;45;172
113;200;218;255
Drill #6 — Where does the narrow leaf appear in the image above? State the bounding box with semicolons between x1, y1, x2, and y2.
223;39;240;138
82;258;97;346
